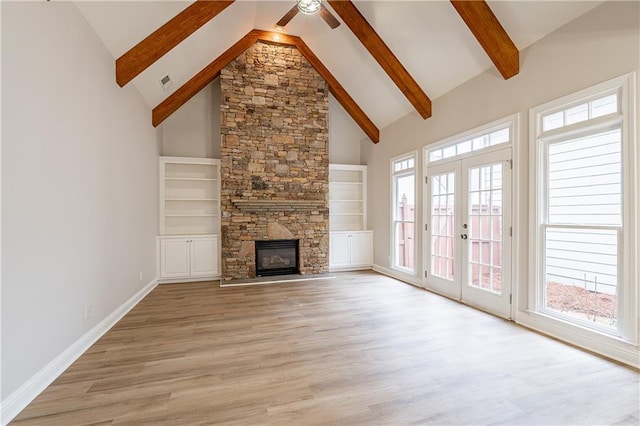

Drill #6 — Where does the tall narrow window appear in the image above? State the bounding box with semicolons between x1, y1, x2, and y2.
392;154;416;273
531;73;636;340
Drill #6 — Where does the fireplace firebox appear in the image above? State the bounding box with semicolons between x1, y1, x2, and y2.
255;239;300;277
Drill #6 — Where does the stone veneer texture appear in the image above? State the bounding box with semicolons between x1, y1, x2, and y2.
220;41;329;280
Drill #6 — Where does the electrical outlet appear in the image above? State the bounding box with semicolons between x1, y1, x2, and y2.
139;271;143;282
83;304;91;320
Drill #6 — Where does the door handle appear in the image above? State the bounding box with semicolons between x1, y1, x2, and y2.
461;234;468;240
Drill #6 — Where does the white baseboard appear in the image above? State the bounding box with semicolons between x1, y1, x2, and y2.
0;278;159;425
372;264;423;287
157;275;220;284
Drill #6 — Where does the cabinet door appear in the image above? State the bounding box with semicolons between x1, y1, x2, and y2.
330;233;351;269
190;237;217;277
350;232;373;266
160;239;190;278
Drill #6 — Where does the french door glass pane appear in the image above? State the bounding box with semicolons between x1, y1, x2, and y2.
431;172;455;280
467;163;503;294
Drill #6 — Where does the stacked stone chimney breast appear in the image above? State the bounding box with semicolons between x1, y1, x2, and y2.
220;41;329;280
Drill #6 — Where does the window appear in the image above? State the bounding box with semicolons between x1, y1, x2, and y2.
428;126;510;163
392;153;416;273
531;74;636;339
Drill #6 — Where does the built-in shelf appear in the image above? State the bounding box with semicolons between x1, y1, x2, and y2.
328;164;372;271
329;164;367;232
160;157;220;236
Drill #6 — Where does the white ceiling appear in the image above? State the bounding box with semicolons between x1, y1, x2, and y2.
75;0;603;130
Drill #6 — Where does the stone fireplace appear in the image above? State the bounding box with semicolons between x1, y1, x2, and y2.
220;41;329;281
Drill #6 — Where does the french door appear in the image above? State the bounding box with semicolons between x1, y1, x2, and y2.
425;148;512;318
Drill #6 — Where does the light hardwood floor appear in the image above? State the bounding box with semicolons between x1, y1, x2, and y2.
12;271;639;425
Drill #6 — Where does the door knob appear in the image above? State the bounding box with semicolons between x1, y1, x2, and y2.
461;234;468;240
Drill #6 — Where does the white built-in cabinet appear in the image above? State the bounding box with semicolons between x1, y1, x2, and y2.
158;236;219;279
157;157;220;282
329;231;373;271
329;164;373;271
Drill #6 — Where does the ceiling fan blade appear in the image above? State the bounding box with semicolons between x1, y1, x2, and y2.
319;4;340;29
276;4;299;27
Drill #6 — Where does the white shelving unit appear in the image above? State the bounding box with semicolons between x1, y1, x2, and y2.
159;157;220;236
329;164;373;271
329;164;367;232
158;157;220;282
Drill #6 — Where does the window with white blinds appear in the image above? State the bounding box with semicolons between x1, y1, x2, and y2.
531;74;636;340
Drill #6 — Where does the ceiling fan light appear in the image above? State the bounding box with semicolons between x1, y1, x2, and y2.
297;0;321;15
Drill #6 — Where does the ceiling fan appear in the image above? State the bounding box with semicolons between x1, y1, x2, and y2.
276;0;340;29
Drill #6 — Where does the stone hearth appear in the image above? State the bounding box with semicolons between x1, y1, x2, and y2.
220;41;329;281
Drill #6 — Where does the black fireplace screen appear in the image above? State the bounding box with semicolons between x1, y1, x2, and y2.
255;239;300;277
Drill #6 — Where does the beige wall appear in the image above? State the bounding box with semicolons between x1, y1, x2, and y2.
1;0;159;404
161;80;221;159
329;95;365;165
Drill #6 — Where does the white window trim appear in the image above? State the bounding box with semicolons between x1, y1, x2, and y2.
391;151;418;276
527;73;638;365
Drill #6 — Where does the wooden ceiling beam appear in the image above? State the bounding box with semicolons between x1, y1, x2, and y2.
153;29;380;144
450;0;519;79
326;0;431;119
116;0;235;87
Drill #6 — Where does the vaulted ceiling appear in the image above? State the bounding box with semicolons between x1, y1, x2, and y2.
76;1;603;142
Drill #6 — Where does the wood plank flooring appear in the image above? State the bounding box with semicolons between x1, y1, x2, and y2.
12;271;640;425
